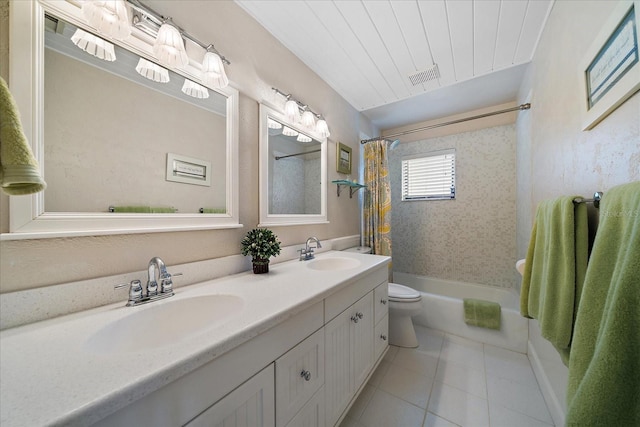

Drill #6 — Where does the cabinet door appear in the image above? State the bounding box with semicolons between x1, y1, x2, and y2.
374;314;389;361
324;307;354;427
373;281;389;325
285;388;325;427
185;364;275;427
276;329;324;426
351;293;374;390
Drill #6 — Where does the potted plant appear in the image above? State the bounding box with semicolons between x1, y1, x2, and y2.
241;228;282;274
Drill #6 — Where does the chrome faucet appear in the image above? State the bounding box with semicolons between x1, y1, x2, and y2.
299;237;322;261
114;257;181;306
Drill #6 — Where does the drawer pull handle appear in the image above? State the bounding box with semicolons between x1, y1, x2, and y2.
300;370;311;381
351;315;359;323
380;299;387;305
357;312;364;319
380;334;387;341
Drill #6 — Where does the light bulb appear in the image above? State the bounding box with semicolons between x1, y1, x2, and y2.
316;118;330;138
301;110;315;128
284;99;301;123
153;19;189;68
82;0;131;40
202;50;229;88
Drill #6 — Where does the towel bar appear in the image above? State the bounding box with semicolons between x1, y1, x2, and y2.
573;191;603;208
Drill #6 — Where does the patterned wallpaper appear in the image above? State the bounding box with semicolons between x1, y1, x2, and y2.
389;124;517;288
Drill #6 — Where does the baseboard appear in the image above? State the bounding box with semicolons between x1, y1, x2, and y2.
527;340;565;426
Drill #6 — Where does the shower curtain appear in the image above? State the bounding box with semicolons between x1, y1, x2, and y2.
363;139;392;278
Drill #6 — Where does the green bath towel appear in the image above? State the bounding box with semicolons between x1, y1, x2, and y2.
520;196;589;365
0;76;46;195
464;298;501;330
566;182;640;426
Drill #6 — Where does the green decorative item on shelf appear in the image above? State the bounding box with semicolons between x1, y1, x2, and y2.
241;228;282;274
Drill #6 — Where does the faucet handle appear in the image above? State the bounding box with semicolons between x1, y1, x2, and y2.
160;272;182;294
115;280;143;305
147;279;158;296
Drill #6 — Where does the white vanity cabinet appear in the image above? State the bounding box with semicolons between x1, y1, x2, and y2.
373;282;390;361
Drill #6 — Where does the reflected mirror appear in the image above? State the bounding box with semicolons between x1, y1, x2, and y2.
4;1;240;238
259;104;327;226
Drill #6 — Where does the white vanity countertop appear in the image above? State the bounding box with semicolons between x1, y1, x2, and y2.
0;251;389;427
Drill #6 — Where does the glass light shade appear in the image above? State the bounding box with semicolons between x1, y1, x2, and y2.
316;118;330;138
267;118;282;129
284;99;301;123
182;79;209;99
282;126;299;137
297;134;312;143
202;51;229;89
82;0;131;40
71;28;116;61
135;58;170;83
153;20;189;68
301;110;315;128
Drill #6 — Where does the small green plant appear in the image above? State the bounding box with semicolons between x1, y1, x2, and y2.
241;228;282;261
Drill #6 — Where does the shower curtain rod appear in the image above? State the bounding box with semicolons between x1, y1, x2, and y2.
275;149;321;160
360;103;531;144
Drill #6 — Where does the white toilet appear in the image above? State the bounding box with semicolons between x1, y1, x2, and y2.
343;246;423;348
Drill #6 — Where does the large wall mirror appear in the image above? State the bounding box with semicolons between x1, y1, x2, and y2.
3;0;240;239
259;104;328;226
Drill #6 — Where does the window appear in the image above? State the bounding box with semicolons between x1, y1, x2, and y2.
401;149;456;201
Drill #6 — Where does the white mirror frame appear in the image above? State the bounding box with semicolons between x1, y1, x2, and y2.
259;103;328;227
2;0;241;240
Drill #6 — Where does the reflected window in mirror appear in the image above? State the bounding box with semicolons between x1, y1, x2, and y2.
259;104;328;226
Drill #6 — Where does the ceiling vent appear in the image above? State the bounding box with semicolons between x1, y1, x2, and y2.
408;64;440;86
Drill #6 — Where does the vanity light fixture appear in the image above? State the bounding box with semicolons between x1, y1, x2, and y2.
71;28;116;61
82;0;131;41
202;46;229;89
272;87;330;137
135;57;170;82
153;18;189;68
282;126;299;137
268;118;283;129
181;79;209;99
297;134;312;143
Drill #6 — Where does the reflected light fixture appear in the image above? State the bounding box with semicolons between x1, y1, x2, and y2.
268;118;283;129
285;98;301;123
71;28;116;61
182;79;209;99
135;58;170;82
315;117;330;138
301;109;316;128
297;134;312;143
202;46;229;89
82;0;131;40
153;18;189;68
282;126;299;137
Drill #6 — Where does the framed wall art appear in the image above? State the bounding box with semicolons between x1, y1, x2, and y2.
337;142;352;174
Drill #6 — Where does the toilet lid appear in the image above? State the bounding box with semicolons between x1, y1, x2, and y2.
388;283;421;301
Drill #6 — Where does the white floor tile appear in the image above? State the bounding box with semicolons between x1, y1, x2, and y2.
346;384;376;420
393;346;440;378
484;344;537;386
489;402;554;427
423;412;460;427
435;358;487;398
367;360;390;387
486;375;553;425
384;345;400;363
378;363;435;408
359;389;426;427
428;382;489;427
414;325;445;358
440;336;485;372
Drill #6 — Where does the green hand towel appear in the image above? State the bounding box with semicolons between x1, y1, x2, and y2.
200;208;226;214
520;196;588;365
566;182;640;426
464;298;501;330
110;206;152;213
0;76;47;195
150;207;176;213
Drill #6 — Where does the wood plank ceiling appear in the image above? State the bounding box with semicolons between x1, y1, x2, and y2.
235;0;553;129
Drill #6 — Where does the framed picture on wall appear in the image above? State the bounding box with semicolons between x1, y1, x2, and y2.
579;0;640;130
337;142;352;174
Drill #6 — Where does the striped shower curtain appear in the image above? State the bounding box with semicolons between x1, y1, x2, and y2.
363;139;392;277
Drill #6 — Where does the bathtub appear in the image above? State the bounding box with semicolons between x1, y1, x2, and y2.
394;272;528;353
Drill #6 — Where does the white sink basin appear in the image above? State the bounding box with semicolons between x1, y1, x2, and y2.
86;295;243;353
307;257;361;271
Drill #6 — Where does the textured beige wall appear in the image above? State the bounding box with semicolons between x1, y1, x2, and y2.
391;122;517;288
516;0;640;418
0;1;373;293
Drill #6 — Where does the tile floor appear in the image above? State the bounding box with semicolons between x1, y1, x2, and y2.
340;325;554;427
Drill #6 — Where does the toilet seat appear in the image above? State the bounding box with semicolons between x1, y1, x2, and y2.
388;282;421;302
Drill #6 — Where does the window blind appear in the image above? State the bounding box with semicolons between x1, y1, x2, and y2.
401;149;455;201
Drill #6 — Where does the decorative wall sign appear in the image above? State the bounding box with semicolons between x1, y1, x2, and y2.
580;0;640;130
166;153;212;186
337;142;352;174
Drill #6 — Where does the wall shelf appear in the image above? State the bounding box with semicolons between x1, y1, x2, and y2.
332;180;366;198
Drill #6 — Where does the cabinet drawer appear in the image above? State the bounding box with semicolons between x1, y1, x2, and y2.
276;328;324;427
325;266;387;321
285;387;325;427
373;282;388;325
374;314;389;361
